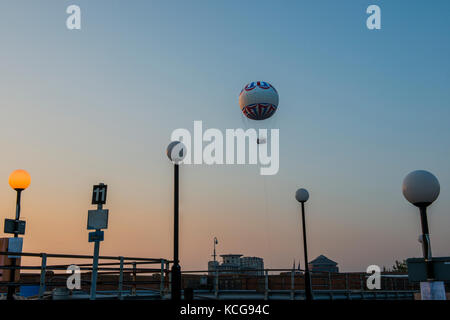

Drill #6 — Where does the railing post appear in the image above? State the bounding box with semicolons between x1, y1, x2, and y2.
345;273;349;289
328;272;332;289
290;271;295;300
165;261;170;296
214;270;219;299
345;273;351;300
132;262;137;296
264;270;269;300
118;256;124;300
168;266;172;296
359;274;363;291
38;253;47;299
328;272;333;300
160;259;165;299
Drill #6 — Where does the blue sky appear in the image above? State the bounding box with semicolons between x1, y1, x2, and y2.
0;1;449;271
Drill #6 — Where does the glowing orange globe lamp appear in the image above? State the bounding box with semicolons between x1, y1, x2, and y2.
9;169;31;190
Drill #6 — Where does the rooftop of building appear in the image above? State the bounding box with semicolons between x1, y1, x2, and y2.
309;255;338;266
220;254;243;257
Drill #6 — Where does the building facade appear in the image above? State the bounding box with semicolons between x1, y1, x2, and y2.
240;257;264;276
208;254;264;276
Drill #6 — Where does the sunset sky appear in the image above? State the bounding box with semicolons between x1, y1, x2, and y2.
1;0;449;272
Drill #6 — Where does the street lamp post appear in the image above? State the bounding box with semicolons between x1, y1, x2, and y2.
167;141;187;301
6;169;31;300
402;170;440;280
295;188;313;301
212;237;218;263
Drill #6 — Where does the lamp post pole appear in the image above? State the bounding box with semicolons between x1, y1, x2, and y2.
300;201;313;301
167;141;186;301
7;189;22;300
14;189;22;222
213;237;218;262
418;205;434;279
295;188;313;301
171;163;181;300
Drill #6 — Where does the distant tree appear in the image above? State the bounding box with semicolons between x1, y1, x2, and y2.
382;260;408;273
391;259;408;273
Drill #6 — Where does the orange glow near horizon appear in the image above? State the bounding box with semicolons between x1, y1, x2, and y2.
9;169;31;190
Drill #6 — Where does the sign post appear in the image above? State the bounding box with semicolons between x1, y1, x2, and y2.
88;183;108;300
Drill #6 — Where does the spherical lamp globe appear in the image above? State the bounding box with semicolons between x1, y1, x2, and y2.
9;169;31;190
167;141;187;164
295;188;309;203
402;170;440;207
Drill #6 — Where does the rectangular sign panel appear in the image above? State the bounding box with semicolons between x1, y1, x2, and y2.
87;209;109;230
88;230;104;242
407;257;450;282
4;219;26;235
92;184;107;205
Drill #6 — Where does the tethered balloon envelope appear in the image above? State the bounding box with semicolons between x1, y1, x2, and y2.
239;81;279;120
239;81;279;144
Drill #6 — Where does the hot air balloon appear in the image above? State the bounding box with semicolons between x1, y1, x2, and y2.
239;81;279;144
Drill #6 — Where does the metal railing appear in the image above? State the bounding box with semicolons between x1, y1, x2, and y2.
0;251;170;300
0;252;423;300
179;268;419;300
